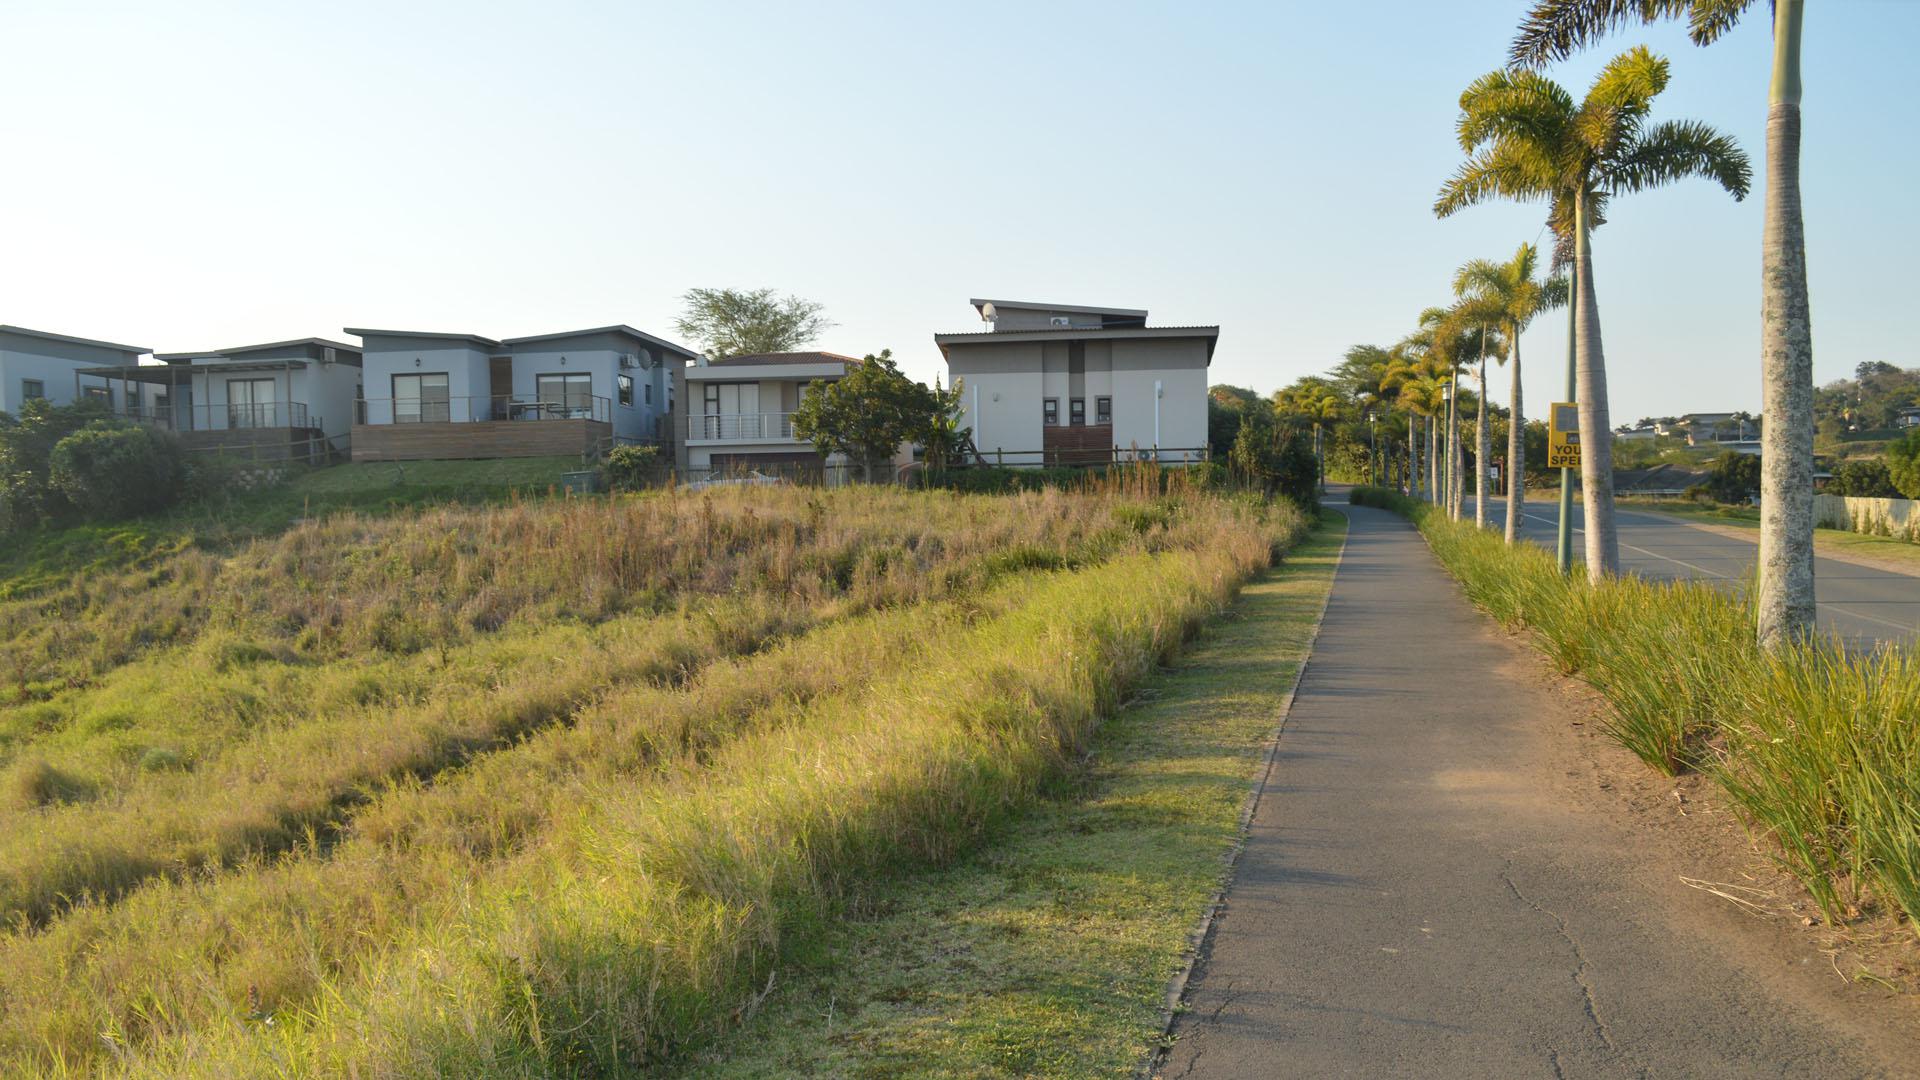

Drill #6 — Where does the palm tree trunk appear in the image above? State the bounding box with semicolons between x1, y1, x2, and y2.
1574;193;1619;580
1475;340;1490;528
1506;325;1525;544
1446;367;1459;520
1429;414;1440;504
1756;0;1815;651
1410;417;1421;498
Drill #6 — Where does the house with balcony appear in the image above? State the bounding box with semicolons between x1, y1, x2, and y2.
81;337;362;461
348;325;694;462
677;352;858;477
0;325;150;415
933;299;1215;467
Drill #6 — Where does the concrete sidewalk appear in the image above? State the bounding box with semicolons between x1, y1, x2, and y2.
1160;502;1911;1079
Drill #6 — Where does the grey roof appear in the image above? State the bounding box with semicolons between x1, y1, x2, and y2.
936;324;1219;364
88;359;313;382
968;299;1148;319
344;328;502;348
705;351;860;368
0;325;150;356
500;324;700;358
154;337;362;362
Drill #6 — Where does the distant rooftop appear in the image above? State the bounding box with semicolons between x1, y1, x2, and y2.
703;351;861;368
155;337;361;361
0;325;150;356
968;298;1148;320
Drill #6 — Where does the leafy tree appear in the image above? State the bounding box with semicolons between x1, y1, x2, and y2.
672;287;833;360
1705;451;1762;504
0;398;118;529
1512;0;1809;645
1436;47;1749;582
1208;384;1260;408
791;350;959;481
1828;459;1899;499
599;445;667;491
48;423;187;521
1229;407;1318;509
1453;243;1568;542
1887;431;1920;500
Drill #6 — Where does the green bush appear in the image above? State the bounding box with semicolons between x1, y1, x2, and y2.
0;398;117;529
1886;429;1920;499
1827;458;1900;498
1704;450;1761;504
48;423;188;522
600;444;667;491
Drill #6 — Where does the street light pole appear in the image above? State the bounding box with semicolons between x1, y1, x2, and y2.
1556;269;1576;573
1367;410;1377;487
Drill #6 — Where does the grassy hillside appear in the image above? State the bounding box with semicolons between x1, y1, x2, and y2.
0;471;1311;1076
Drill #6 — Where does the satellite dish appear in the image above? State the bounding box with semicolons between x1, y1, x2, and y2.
980;302;997;323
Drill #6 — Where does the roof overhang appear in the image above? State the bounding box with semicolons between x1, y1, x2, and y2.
84;359;311;382
685;360;849;382
0;325;149;356
935;325;1219;364
968;299;1148;320
344;328;502;349
500;324;700;359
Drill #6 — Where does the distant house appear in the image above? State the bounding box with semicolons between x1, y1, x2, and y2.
678;352;858;477
83;338;363;460
0;325;149;414
1614;424;1659;442
347;325;695;461
933;299;1215;467
1896;406;1920;428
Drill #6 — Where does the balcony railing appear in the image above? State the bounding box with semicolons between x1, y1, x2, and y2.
117;401;312;432
687;412;800;441
356;394;612;425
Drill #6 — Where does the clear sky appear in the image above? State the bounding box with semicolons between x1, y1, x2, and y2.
1;1;1911;424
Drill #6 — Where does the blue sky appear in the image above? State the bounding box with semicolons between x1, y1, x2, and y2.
1;1;1911;423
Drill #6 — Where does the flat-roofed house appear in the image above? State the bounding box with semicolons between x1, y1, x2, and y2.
0;325;149;414
348;325;695;461
933;299;1215;467
678;351;858;477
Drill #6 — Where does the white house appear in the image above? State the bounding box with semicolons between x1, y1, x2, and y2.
0;325;150;415
933;299;1215;467
347;325;695;461
678;352;858;477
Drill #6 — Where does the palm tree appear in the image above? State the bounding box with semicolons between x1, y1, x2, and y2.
1276;381;1344;489
1391;367;1448;503
1435;47;1750;581
1454;244;1569;542
1378;347;1429;497
1448;282;1513;529
1510;0;1811;648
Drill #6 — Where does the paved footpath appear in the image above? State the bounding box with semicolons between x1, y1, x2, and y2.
1161;501;1915;1079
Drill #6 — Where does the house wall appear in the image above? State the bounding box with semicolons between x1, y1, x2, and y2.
358;337;494;424
1111;338;1208;458
509;331;682;444
948;341;1047;462
989;306;1113;332
0;334;141;412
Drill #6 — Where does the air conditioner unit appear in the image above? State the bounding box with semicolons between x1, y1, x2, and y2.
1050;316;1071;327
322;346;337;365
619;353;637;369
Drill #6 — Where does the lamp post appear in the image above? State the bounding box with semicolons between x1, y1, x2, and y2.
1441;382;1454;514
1367;409;1378;487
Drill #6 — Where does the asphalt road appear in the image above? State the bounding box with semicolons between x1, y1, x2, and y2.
1471;494;1920;646
1160;502;1912;1079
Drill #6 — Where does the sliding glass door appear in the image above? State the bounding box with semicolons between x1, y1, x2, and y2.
227;378;276;429
393;373;450;423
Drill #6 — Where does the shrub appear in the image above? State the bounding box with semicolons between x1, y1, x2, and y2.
1886;429;1920;499
1704;450;1761;504
600;444;667;491
48;423;187;521
1827;458;1900;498
0;398;116;529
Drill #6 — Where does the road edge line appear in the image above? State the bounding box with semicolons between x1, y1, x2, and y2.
1135;505;1352;1080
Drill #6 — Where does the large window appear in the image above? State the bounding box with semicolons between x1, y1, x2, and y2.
537;373;594;418
1043;398;1060;426
228;378;276;428
20;379;43;401
1069;398;1086;426
393;373;450;423
1096;396;1112;424
618;373;634;407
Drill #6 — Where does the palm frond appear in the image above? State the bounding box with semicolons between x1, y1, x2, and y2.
1435;144;1558;218
1510;0;1702;68
1607;118;1752;198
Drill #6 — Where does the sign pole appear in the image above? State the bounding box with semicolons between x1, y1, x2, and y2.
1556;289;1576;574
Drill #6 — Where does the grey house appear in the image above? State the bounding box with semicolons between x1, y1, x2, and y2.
0;325;150;414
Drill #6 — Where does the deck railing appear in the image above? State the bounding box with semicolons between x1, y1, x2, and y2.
117;400;313;432
356;394;612;425
686;412;800;441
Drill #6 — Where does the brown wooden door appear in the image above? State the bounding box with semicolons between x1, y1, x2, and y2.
489;357;513;420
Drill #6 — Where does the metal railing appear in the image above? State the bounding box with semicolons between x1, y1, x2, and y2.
356;394;612;425
956;446;1212;468
686;412;800;441
116;401;313;432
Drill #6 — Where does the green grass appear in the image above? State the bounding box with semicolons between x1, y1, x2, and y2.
1352;486;1920;939
672;515;1345;1079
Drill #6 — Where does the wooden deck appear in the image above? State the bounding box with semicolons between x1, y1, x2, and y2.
351;419;608;462
180;427;332;463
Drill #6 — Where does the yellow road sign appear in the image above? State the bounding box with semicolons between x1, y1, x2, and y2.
1548;402;1581;470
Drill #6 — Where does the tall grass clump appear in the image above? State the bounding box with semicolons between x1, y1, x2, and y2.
1350;486;1920;934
